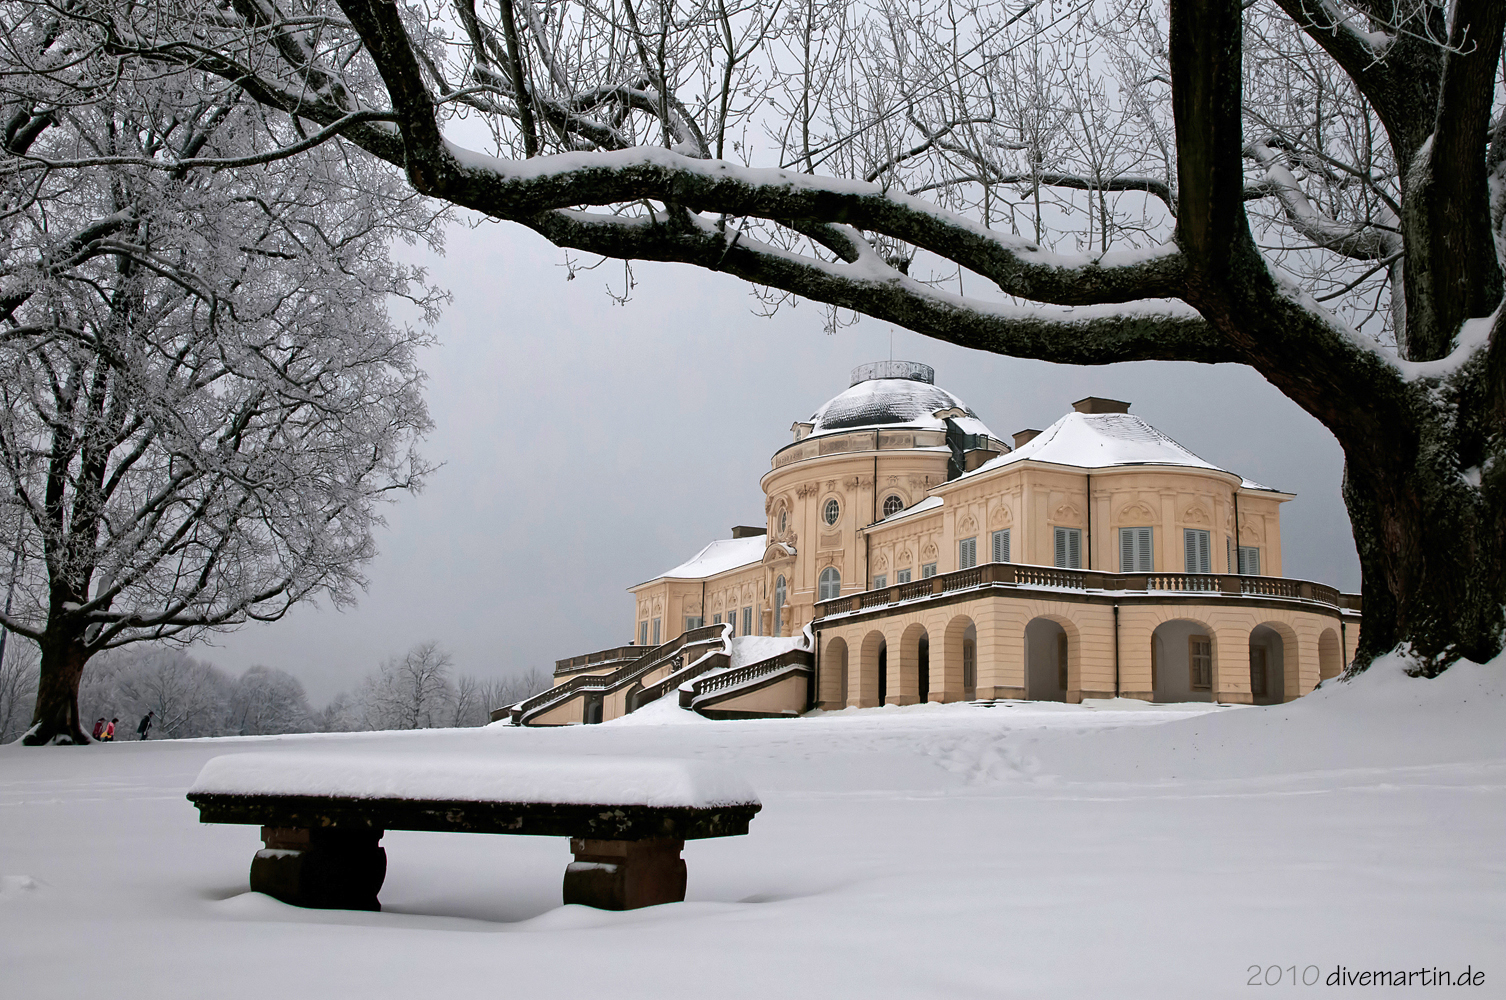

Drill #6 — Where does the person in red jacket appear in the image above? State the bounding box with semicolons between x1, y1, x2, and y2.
102;718;117;742
91;718;106;740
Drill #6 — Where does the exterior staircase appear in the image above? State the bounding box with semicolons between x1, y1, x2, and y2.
499;625;814;726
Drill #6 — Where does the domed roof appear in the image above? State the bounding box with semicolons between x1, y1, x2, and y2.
807;361;997;440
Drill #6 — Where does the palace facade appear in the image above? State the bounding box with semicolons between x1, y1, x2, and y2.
510;361;1360;726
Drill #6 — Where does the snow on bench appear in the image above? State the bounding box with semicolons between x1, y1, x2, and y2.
187;752;761;912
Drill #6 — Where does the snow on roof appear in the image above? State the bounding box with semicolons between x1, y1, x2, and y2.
806;375;997;441
190;752;759;809
958;411;1241;479
871;495;943;526
642;534;765;584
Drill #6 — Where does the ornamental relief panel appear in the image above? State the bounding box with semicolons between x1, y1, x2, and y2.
989;504;1013;528
1239;523;1263;543
874;553;889;571
958;514;978;536
1119;501;1156;524
1052;502;1082;525
796;483;819;498
921;543;938;562
1182;503;1211;525
897;549;913;567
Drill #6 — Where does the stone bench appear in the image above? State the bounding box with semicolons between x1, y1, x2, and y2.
187;752;760;912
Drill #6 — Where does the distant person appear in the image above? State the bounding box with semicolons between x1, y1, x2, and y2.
137;711;154;740
102;718;117;742
91;718;106;740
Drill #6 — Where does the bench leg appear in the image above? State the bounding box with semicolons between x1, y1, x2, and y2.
563;837;686;910
250;826;387;911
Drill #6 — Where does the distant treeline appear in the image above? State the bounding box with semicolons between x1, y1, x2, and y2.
0;640;548;743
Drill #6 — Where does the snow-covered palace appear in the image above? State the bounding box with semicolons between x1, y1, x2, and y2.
509;362;1361;725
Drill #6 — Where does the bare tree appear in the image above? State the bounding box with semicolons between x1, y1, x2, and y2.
485;667;552;719
228;665;313;736
12;0;1505;674
92;647;233;739
0;5;444;743
357;641;457;730
0;637;37;742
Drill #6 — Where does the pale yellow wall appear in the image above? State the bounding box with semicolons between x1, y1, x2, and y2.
815;591;1345;708
760;442;950;638
698;673;809;716
928;462;1291;577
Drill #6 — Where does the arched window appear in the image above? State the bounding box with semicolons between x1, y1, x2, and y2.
882;494;904;517
818;567;841;601
774;575;787;635
778;507;788;535
823;498;840;525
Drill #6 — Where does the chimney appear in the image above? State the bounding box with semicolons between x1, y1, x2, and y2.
1072;396;1131;414
731;525;767;539
1013;428;1042;449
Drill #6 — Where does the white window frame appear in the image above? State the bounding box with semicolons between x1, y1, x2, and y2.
1237;545;1261;576
1184;528;1212;574
991;528;1010;564
1119;526;1153;572
1054;527;1082;569
1189;635;1213;690
958;536;977;569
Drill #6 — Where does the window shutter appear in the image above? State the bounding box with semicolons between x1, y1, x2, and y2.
1227;537;1234;573
1120;528;1134;572
1184;529;1198;573
1137;528;1153;571
1068;529;1081;569
1198;530;1210;572
959;537;976;569
1055;527;1067;567
993;529;1010;563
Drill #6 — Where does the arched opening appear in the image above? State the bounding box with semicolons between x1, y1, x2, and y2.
818;566;841;602
1248;624;1286;705
1319;627;1342;681
1024;617;1068;701
822;636;850;707
941;615;977;703
1150;619;1216;703
859;630;886;708
918;634;930;703
896;623;929;705
878;643;888;705
774;575;786;636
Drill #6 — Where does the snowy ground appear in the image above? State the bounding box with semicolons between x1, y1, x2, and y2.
2;657;1502;998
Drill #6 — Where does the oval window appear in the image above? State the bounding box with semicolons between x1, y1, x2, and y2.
823;498;840;525
882;494;904;517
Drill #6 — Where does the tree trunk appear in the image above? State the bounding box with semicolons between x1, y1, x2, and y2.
22;631;93;745
1344;380;1506;673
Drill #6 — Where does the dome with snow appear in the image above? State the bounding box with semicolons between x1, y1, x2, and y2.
805;361;997;441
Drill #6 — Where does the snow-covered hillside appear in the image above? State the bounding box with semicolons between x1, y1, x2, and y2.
2;655;1501;998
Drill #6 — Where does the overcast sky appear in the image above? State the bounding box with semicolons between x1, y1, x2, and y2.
202;216;1363;705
